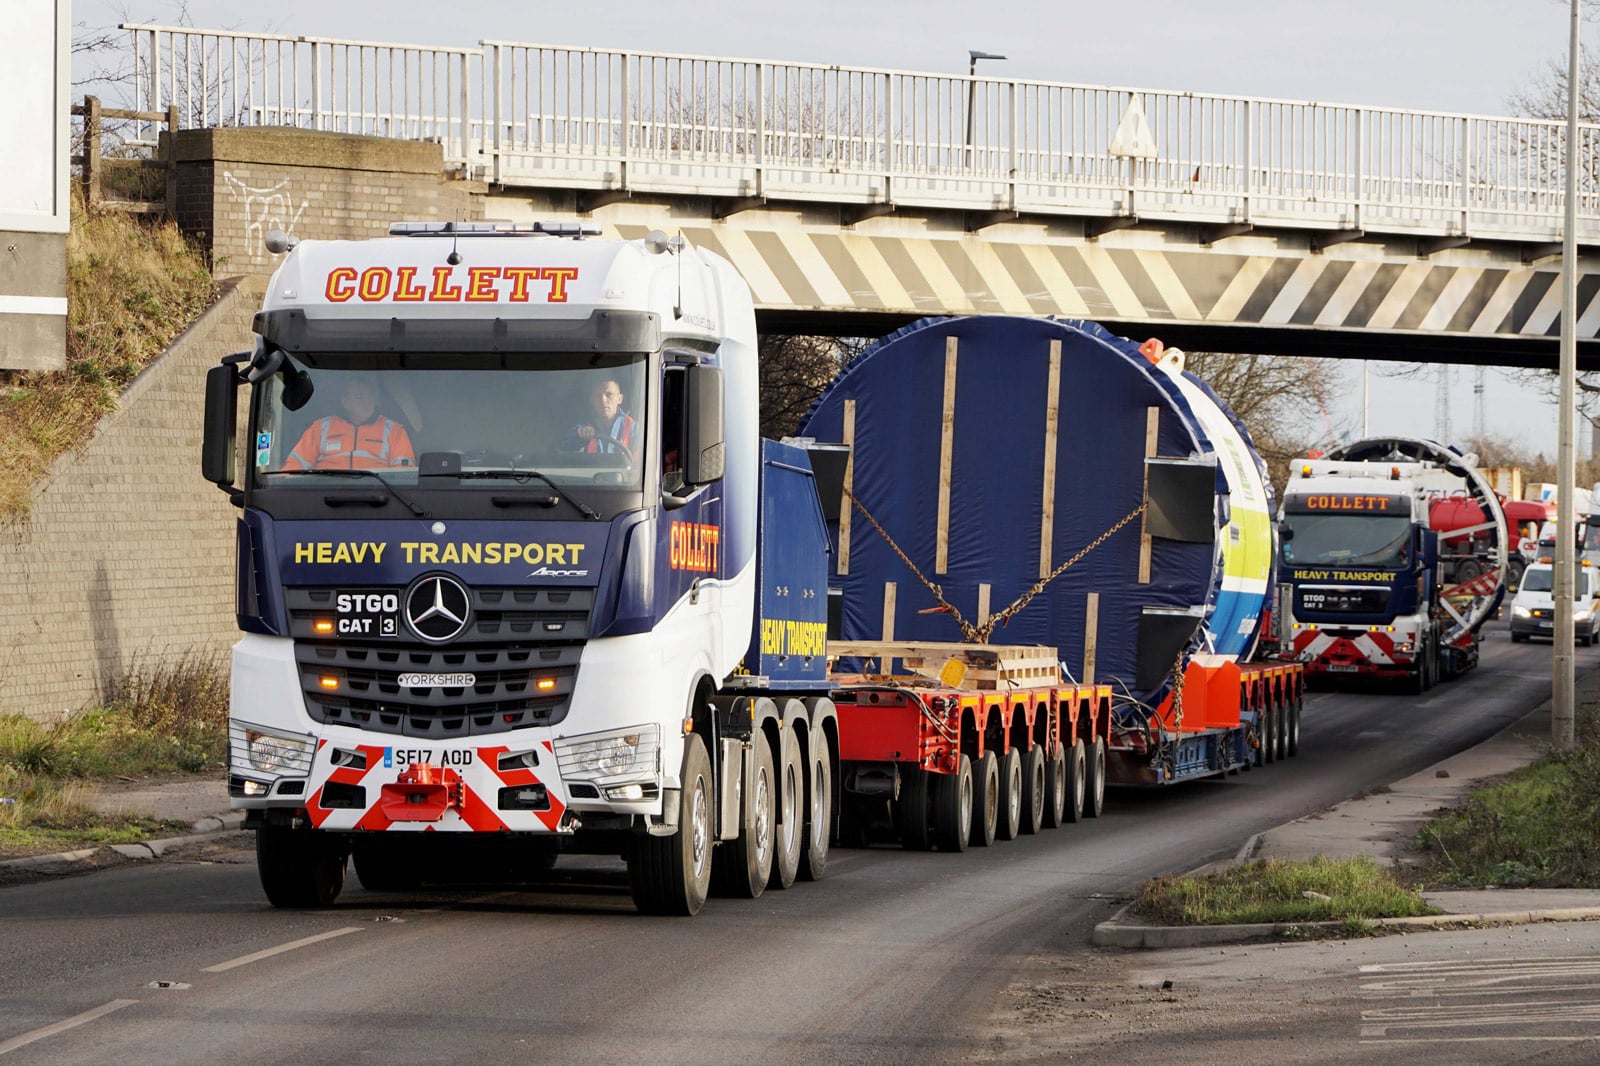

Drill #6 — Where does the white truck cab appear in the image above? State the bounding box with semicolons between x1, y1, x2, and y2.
1509;560;1600;645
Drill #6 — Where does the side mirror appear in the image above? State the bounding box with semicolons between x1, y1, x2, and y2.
1278;524;1294;542
202;363;239;488
683;364;725;486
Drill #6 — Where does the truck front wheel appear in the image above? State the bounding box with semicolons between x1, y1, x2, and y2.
629;733;714;916
256;824;347;908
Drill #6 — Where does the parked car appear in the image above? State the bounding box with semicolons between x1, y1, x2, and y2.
1509;561;1600;645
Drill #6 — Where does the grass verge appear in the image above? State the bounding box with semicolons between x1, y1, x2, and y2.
0;655;228;860
1415;703;1600;889
1133;855;1439;929
0;193;214;520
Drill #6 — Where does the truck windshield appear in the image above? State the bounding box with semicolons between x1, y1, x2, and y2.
1282;514;1413;568
250;353;647;491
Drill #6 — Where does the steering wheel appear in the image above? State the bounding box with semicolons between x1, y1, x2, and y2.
592;434;634;463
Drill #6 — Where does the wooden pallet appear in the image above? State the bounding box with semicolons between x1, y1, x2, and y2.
828;641;1061;691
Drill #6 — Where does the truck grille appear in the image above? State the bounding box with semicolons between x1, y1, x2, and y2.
286;586;592;739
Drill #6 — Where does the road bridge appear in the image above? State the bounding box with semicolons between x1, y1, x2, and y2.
121;24;1600;365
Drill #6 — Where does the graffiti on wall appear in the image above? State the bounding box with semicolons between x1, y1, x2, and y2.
223;172;309;250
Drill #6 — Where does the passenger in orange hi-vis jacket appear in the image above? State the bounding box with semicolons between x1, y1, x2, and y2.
284;378;415;470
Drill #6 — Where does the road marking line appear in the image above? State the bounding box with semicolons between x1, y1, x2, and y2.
202;927;361;973
0;999;138;1056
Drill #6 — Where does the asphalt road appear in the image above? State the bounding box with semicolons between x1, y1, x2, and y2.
0;629;1577;1065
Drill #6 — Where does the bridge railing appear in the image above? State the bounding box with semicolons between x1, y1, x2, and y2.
123;24;479;163
126;25;1600;242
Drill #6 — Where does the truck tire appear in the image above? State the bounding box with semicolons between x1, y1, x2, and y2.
1408;658;1426;695
351;841;422;892
257;824;347;908
712;732;776;899
895;766;934;851
1064;739;1087;823
1274;700;1290;762
996;748;1024;841
798;737;832;882
969;751;999;847
932;755;972;853
1084;736;1106;818
1041;746;1068;828
1287;696;1302;757
1019;745;1046;835
629;733;714;916
769;730;804;889
1262;703;1277;765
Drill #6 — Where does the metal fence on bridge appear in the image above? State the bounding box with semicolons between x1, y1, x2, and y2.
123;23;1600;244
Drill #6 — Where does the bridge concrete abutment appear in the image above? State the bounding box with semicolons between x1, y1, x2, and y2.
165;128;486;276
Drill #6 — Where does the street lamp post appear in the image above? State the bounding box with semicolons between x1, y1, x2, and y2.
964;50;1007;167
1556;0;1580;750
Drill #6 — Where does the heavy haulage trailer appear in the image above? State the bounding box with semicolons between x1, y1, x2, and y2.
797;317;1304;796
201;224;1300;917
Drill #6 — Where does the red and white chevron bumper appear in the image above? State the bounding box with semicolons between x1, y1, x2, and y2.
303;739;572;833
1291;624;1420;679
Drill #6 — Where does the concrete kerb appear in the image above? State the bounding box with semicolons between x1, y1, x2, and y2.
1091;902;1600;950
0;812;245;872
1092;682;1600;950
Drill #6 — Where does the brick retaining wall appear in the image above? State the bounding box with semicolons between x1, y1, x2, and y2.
0;280;262;721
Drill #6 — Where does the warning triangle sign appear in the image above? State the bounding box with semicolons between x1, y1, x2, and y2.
1109;97;1157;158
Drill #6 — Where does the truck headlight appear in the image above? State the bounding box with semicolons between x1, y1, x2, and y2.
1512;606;1532;619
230;722;315;777
555;724;661;784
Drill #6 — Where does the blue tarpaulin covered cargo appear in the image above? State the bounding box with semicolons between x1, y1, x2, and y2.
796;316;1274;710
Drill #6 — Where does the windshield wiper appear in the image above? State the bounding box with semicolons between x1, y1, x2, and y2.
271;469;429;518
420;469;603;520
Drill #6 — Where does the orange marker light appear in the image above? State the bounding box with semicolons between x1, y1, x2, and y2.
319;676;339;690
536;678;557;692
314;620;335;634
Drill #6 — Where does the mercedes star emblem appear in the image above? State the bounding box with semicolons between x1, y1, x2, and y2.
404;574;471;642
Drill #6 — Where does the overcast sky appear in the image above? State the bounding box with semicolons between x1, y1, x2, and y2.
74;0;1588;461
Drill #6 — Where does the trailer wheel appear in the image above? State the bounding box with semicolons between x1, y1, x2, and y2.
1262;703;1278;765
628;733;714;915
932;755;972;853
996;748;1024;841
1041;746;1068;828
1064;740;1087;823
895;766;934;850
1287;696;1302;757
257;825;347;908
712;732;776;899
1019;745;1046;835
351;841;422;893
969;751;999;847
798;739;832;882
769;731;804;889
1084;737;1106;818
1274;700;1290;762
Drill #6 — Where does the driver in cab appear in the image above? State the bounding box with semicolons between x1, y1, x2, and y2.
285;378;415;470
569;378;635;456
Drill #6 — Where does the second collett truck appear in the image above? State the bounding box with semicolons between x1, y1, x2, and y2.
1277;438;1507;688
202;222;1302;916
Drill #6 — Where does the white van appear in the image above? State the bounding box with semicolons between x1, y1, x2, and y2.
1509;561;1600;645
